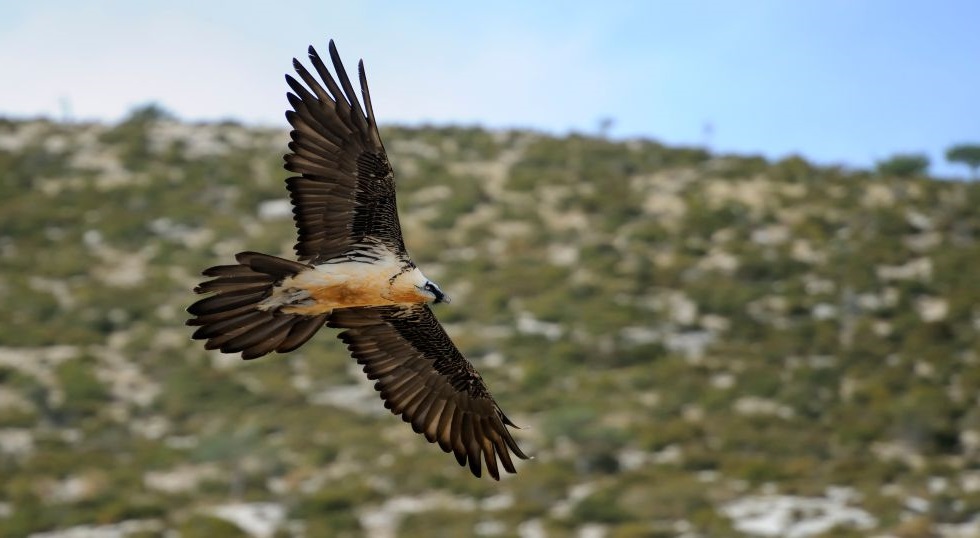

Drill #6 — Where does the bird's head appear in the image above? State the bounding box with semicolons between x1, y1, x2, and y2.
418;279;450;304
409;269;450;304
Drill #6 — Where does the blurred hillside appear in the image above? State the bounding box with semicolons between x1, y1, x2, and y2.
2;109;980;537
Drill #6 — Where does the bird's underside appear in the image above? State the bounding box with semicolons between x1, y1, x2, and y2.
186;40;527;479
255;247;426;316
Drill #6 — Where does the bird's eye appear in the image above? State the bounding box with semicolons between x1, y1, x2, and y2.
424;282;434;291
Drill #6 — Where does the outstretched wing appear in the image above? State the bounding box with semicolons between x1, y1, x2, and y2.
328;304;529;479
284;40;406;263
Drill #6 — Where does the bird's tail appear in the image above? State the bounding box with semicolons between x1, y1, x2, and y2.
186;251;328;359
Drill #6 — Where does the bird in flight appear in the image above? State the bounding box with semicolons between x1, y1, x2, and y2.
186;40;528;479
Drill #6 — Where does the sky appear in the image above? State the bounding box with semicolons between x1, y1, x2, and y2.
1;1;978;178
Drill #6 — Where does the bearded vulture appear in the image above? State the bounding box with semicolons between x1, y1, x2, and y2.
186;40;527;480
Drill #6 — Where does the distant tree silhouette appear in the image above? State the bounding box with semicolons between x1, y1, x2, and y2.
876;153;930;178
702;121;714;150
99;103;175;171
122;102;174;124
946;144;980;180
597;117;615;139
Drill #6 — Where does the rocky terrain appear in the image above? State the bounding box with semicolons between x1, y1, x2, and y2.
1;108;980;537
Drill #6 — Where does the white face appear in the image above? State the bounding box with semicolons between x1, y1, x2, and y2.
411;269;450;304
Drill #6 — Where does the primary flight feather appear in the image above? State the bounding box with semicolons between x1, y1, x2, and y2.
186;40;527;480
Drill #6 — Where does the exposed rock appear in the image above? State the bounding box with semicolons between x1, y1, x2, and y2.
0;428;34;459
208;502;285;538
734;396;795;419
144;464;222;494
26;519;164;538
720;489;877;537
916;296;949;322
876;257;933;282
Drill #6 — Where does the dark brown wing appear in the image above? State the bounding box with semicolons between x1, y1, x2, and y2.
284;40;406;263
328;304;528;479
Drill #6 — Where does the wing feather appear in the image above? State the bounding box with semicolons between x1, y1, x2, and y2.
421;397;448;442
407;390;440;431
435;402;456;452
328;304;527;480
284;40;405;262
326;41;372;136
276;314;329;353
461;415;483;477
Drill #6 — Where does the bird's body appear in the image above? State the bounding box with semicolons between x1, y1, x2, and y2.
186;40;527;479
258;248;429;315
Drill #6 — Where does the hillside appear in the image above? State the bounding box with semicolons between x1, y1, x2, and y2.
2;110;980;537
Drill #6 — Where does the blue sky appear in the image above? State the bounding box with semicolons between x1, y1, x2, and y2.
2;1;978;177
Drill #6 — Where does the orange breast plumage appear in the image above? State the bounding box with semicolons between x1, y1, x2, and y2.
268;258;424;315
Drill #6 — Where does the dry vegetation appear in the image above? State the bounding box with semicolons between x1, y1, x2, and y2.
2;108;980;536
